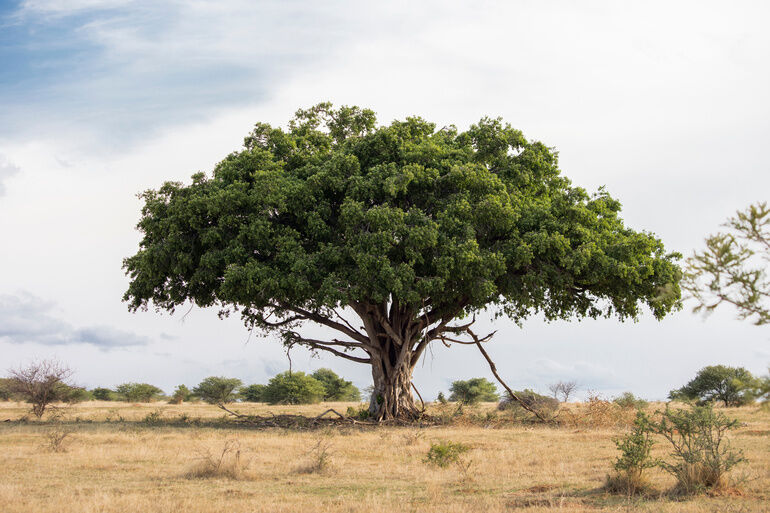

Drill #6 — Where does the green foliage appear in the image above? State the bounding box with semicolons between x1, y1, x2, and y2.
345;405;370;420
115;382;164;403
684;201;770;325
606;411;657;495
424;440;470;468
169;384;192;404
436;391;447;404
239;384;266;402
448;378;499;404
192;376;243;404
261;371;326;404
612;411;657;480
123;104;682;382
669;365;760;407
0;378;17;401
56;384;90;404
498;389;559;417
311;368;361;401
651;405;746;493
142;409;165;426
613;392;649;410
91;387;114;401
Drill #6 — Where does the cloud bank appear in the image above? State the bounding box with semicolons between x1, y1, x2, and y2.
0;292;148;349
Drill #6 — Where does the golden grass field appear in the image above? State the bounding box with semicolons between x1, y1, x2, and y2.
1;400;768;513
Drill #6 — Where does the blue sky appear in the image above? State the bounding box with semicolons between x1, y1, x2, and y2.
1;0;769;399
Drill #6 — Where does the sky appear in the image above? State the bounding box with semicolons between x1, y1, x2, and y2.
1;0;769;400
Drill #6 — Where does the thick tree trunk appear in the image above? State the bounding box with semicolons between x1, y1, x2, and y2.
367;341;421;421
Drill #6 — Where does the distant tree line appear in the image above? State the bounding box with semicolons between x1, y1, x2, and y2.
2;360;768;420
0;361;361;413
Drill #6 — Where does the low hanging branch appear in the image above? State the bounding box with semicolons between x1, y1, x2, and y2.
465;328;552;423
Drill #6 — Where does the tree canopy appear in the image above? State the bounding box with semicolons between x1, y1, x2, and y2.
449;378;499;403
311;368;361;401
669;365;760;407
192;376;243;404
124;103;682;420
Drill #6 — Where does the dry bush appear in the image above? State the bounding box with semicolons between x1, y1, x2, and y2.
604;471;652;496
42;425;74;453
296;439;334;474
402;429;426;445
8;359;74;418
185;439;249;480
559;393;636;429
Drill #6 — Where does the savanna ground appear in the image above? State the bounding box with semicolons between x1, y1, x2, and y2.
1;400;768;513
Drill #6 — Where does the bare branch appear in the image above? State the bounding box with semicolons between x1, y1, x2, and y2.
465;328;551;423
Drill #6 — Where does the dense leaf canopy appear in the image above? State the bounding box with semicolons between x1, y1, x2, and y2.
124;103;681;337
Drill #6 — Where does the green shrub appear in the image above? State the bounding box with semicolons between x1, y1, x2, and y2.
345;405;370;420
311;368;360;401
239;384;266;403
169;384;192;404
449;378;499;404
262;371;326;405
115;382;164;402
142;409;165;426
0;378;16;401
606;411;657;495
613;392;649;410
651;404;746;494
192;377;242;404
669;365;760;407
57;384;91;404
424;440;470;468
91;387;114;401
498;389;559;417
436;391;447;404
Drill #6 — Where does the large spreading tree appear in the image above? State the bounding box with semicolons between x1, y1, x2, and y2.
124;103;681;420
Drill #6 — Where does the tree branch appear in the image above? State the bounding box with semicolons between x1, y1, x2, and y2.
285;332;372;364
465;328;551;423
275;301;370;344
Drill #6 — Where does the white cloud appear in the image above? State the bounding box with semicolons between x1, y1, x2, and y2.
0;155;19;197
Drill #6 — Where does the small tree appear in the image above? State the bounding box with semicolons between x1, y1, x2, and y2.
449;378;499;404
670;365;760;407
311;368;361;401
115;382;164;402
192;376;242;404
169;384;192;404
548;381;578;402
239;384;266;402
261;371;325;405
7;359;74;418
607;411;657;495
684;201;770;325
91;387;114;401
